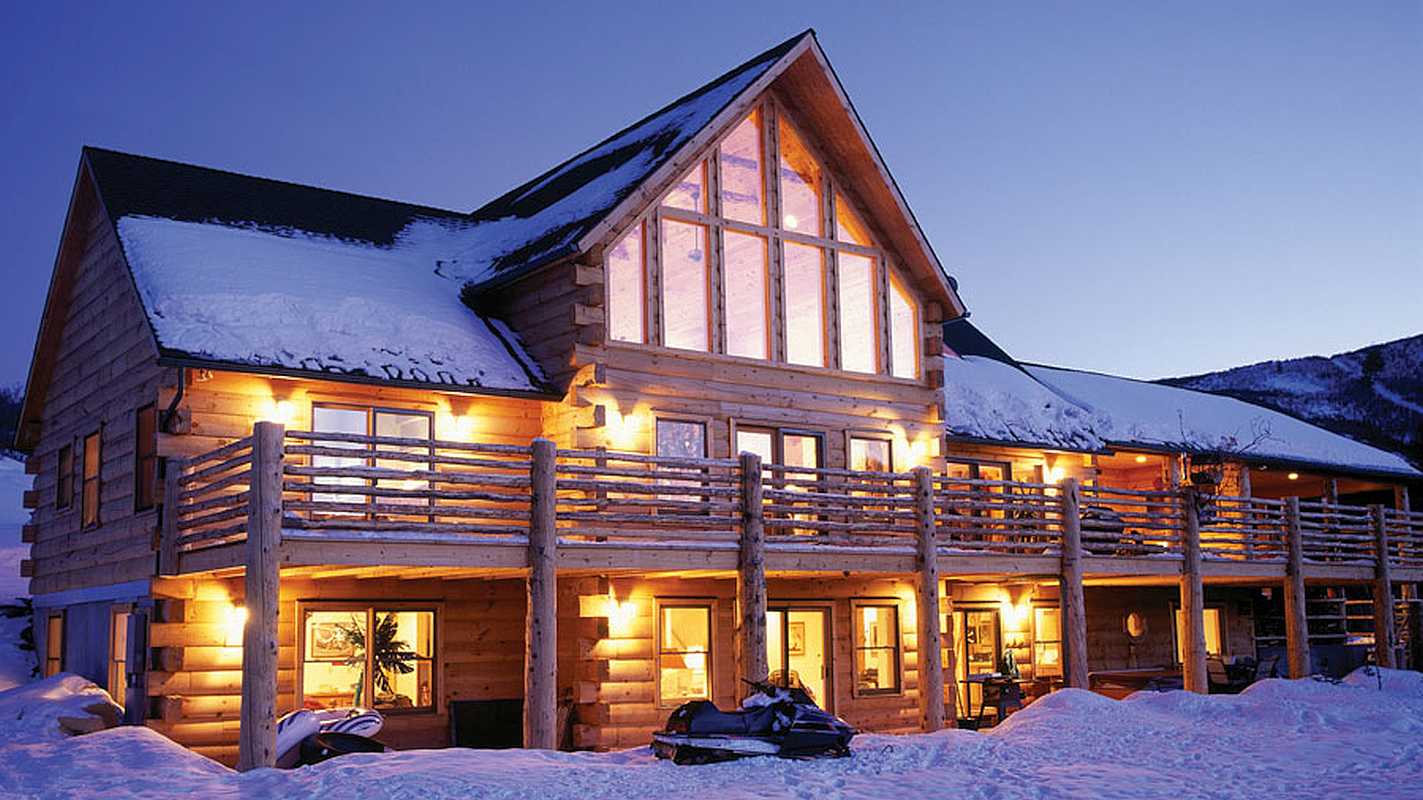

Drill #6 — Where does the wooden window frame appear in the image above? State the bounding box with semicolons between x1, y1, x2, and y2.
1032;603;1063;678
296;600;442;716
81;428;102;529
945;457;1013;482
134;404;158;512
55;442;73;511
732;423;826;469
309;403;436;520
851;599;903;697
653;416;710;459
847;433;895;473
654;598;716;708
44;612;64;677
887;267;922;380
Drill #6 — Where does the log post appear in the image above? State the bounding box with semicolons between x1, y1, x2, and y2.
737;452;768;689
1371;505;1397;669
913;467;945;731
1179;487;1207;694
524;438;558;749
237;422;283;771
158;458;185;576
1283;497;1311;678
1058;478;1089;689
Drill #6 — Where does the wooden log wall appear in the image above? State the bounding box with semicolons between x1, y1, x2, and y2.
24;183;165;595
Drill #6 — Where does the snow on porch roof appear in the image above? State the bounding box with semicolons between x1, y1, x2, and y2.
86;149;550;396
942;320;1420;479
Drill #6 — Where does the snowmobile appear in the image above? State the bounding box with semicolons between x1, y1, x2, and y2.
651;680;856;765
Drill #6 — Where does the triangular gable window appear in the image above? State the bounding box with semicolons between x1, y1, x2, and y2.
608;98;920;381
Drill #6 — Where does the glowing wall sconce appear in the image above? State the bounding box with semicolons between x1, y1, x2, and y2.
260;399;296;426
223;604;248;647
604;591;638;636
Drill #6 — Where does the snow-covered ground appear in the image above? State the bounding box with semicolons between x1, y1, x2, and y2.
1;668;1420;799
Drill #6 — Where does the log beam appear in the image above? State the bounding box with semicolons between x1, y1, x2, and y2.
524;438;558;749
1283;497;1311;678
1371;505;1397;669
737;452;768;690
913;466;945;731
237;422;282;771
1059;478;1089;689
1179;488;1207;694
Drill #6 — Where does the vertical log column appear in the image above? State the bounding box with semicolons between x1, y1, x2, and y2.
1179;487;1208;694
158;458;185;576
238;421;283;771
737;452;769;688
1371;505;1397;669
1059;478;1090;689
1283;497;1311;678
524;438;558;749
913;467;945;731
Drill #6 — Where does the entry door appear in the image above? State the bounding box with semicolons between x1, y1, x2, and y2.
766;607;831;710
954;609;1001;715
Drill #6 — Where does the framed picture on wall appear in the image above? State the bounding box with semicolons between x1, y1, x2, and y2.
310;621;356;660
788;621;806;656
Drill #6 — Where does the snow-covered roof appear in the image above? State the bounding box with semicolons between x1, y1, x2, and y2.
942;322;1420;478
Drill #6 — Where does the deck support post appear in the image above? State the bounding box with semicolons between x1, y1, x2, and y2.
1179;487;1207;694
1058;478;1089;689
158;458;185;576
1283;497;1311;678
913;467;945;731
238;421;283;771
737;452;768;690
524;438;559;749
1371;505;1397;670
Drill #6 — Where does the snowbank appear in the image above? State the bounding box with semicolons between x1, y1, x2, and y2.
0;674;122;744
2;669;1422;798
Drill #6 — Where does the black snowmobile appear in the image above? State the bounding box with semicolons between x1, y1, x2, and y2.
651;680;856;764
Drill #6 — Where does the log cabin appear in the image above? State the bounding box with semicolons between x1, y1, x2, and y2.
13;29;1422;768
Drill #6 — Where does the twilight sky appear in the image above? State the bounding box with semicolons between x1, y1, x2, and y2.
1;1;1418;386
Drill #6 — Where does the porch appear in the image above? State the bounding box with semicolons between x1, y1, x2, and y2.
159;422;1423;768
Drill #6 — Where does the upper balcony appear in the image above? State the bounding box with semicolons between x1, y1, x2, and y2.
160;424;1423;583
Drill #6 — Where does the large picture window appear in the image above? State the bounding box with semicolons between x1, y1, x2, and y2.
853;603;901;695
301;605;436;712
605;101;926;383
658;602;712;706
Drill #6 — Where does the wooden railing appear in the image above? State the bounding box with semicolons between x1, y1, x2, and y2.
159;426;1418;575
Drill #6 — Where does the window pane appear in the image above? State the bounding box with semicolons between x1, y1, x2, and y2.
45;615;62;676
889;275;919;379
835;193;872;246
854;605;899;693
1034;607;1061;641
663;162;706;213
719;110;764;224
83;434;101;479
607;225;646;344
850;438;891;472
723;231;768;360
735;429;774;462
373;610;435;709
783;243;825;367
837;253;877;373
303;610;367;709
659;605;711;703
375;412;431;508
312;407;369;507
656;420;706;459
778;119;822;236
660;220;710;352
781;434;820;469
1174;608;1225;662
110;611;129;707
56;445;72;509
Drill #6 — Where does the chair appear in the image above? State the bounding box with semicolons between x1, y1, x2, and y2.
1252;656;1280;682
977;678;1023;727
1206;656;1234;694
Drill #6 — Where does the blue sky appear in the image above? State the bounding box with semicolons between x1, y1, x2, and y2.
1;1;1418;384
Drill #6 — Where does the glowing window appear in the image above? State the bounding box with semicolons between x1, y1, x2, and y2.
835;193;872;246
778;119;823;236
109;610;130;707
658;604;711;705
1033;607;1062;677
81;431;101;528
723;231;769;359
837;253;878;373
663;162;707;213
301;607;435;712
850;437;892;472
656;419;706;459
783;243;826;367
660;220;710;352
607;223;646;344
853;604;900;695
719;110;764;224
888;273;920;379
1174;606;1225;663
44;613;63;677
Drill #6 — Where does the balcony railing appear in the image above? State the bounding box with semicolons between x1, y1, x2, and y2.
159;426;1422;575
